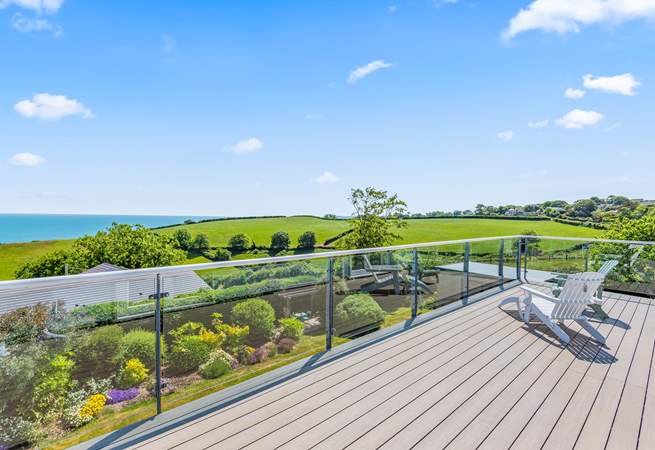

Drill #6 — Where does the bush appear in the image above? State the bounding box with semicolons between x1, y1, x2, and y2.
0;303;50;346
168;322;221;373
74;325;124;377
0;416;43;448
249;345;269;364
231;298;276;344
277;337;297;354
264;341;277;357
277;317;304;341
213;248;232;261
173;229;192;251
334;294;385;336
270;231;290;251
117;358;148;388
211;313;249;354
115;329;166;370
297;231;317;249
191;233;211;252
34;354;76;415
228;233;252;251
199;349;236;379
236;345;256;365
79;393;107;422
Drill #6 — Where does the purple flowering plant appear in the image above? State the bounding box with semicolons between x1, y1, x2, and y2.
106;388;139;405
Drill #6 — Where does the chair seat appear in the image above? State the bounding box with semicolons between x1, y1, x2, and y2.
528;297;556;318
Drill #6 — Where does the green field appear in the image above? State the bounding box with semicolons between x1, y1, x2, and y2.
0;217;600;280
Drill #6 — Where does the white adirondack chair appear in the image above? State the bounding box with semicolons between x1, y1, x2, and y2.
519;272;606;344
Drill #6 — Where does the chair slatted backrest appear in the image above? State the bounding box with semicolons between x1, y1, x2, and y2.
552;272;605;320
598;259;619;277
362;255;384;283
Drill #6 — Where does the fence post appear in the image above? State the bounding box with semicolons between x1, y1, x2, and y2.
154;274;162;415
464;242;470;304
516;238;523;282
583;243;590;271
412;248;418;319
499;239;505;289
326;258;334;351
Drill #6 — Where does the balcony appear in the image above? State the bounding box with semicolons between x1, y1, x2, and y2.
0;236;653;449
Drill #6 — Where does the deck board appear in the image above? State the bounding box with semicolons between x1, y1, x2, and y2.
120;287;655;450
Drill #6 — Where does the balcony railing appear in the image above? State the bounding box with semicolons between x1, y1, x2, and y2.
0;235;653;449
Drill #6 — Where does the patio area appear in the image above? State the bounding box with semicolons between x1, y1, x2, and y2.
84;285;655;450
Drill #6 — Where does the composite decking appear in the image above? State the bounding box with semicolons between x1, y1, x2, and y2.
116;286;654;450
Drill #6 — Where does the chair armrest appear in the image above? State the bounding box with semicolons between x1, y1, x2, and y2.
519;285;560;303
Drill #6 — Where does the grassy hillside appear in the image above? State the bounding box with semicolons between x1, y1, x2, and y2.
0;239;75;280
157;216;350;248
0;217;601;280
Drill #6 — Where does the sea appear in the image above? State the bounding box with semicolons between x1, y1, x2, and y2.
0;214;219;244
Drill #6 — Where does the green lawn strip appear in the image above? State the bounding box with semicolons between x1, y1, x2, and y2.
0;239;75;280
44;334;347;450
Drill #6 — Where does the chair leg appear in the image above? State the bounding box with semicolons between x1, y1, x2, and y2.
576;318;606;344
589;303;609;321
533;309;570;344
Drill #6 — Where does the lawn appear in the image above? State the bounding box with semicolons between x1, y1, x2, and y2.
0;217;601;280
0;239;74;280
157;216;350;248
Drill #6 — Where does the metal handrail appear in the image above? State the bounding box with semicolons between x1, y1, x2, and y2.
0;234;652;291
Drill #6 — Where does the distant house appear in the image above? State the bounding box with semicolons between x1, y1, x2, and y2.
505;208;524;216
0;263;210;314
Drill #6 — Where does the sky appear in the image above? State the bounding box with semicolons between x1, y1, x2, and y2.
0;0;654;216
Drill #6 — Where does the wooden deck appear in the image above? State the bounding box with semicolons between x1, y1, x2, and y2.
124;286;655;450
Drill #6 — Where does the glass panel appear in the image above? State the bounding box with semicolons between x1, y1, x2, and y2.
523;237;589;286
588;242;655;298
415;244;467;316
331;250;412;347
468;239;504;293
0;275;157;449
160;258;328;412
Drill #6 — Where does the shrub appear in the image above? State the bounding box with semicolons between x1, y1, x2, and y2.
211;313;248;354
249;345;269;364
74;325;124;377
228;233;252;251
213;248;232;261
270;231;290;251
236;345;256;365
79;393;107;422
334;294;385;336
106;388;140;405
191;233;211;252
0;416;43;448
117;358;148;388
277;337;297;354
297;231;317;249
231;298;276;344
168;322;221;373
0;303;50;346
264;341;277;357
115;329;166;370
277;317;304;341
34;354;76;415
173;229;193;251
199;349;237;379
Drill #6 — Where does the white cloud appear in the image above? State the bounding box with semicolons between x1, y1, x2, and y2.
565;87;585;99
314;171;339;184
583;73;641;96
503;0;655;40
11;12;62;37
226;137;264;154
9;152;45;166
497;130;515;141
528;119;549;128
348;60;393;83
14;93;93;120
557;109;604;129
0;0;65;14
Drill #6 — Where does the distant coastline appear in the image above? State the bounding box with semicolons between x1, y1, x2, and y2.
0;213;220;244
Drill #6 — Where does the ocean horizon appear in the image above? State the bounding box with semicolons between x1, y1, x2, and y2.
0;213;219;244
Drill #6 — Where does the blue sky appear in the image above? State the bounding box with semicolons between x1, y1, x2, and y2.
0;0;654;216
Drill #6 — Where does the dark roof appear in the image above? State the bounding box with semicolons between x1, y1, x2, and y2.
82;263;127;274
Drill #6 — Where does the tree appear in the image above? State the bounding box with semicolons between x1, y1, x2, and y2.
15;223;186;279
191;233;211;252
297;231;317;249
323;214;337;220
570;199;597;218
228;233;252;251
338;187;408;250
270;231;290;251
474;204;485;215
172;229;193;251
213;248;231;261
